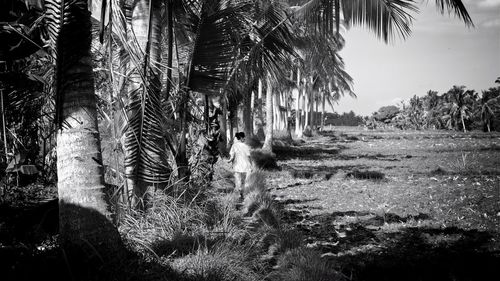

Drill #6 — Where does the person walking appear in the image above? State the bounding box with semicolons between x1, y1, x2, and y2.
228;132;253;199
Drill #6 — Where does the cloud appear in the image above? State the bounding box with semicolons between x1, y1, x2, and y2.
482;18;500;27
477;0;500;8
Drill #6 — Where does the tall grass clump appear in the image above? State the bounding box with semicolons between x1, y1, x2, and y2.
268;247;346;281
118;190;205;258
171;242;262;281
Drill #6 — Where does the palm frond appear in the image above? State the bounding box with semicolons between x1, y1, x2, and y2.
185;0;251;96
242;0;297;86
296;0;417;42
431;0;473;27
342;0;417;42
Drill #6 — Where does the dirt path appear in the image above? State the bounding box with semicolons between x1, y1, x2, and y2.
268;128;500;281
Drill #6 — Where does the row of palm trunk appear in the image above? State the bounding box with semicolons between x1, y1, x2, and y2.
44;0;473;268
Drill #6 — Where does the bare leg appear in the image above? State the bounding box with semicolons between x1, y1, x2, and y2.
234;172;243;198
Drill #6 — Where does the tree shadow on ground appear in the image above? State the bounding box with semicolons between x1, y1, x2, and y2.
282;164;366;180
0;200;182;281
279;207;500;281
273;144;345;161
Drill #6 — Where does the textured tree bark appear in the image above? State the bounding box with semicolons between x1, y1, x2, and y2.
55;0;124;264
304;87;309;130
461;115;467;133
273;90;280;130
218;96;228;156
310;91;316;130
242;89;253;137
321;89;326;131
124;0;171;204
250;90;255;133
295;68;302;137
256;78;264;138
262;75;273;152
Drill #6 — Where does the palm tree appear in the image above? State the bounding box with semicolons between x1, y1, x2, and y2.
232;0;296;151
44;0;125;261
441;86;475;132
121;0;171;207
479;83;500;132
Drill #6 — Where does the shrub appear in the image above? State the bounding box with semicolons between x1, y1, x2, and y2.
119;191;204;257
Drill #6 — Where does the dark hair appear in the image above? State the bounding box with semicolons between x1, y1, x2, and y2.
235;132;245;140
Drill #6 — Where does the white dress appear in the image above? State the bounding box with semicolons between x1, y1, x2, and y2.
229;141;252;173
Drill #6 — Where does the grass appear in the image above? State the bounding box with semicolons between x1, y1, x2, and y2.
2;127;499;281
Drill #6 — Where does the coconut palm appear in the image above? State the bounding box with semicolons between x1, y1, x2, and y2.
224;0;296;152
119;0;172;207
43;0;125;261
479;83;500;132
441;86;476;132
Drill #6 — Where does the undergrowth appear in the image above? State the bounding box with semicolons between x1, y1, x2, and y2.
116;158;341;281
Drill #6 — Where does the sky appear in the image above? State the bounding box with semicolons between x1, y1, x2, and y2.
335;0;500;116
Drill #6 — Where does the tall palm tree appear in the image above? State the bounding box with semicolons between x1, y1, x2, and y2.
441;86;475;132
121;0;171;207
44;0;125;261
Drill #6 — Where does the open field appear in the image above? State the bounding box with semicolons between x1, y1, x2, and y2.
1;127;499;281
270;127;500;280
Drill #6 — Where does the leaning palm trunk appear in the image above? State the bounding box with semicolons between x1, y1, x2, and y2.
263;74;273;152
123;0;171;208
48;0;124;262
461;114;467;133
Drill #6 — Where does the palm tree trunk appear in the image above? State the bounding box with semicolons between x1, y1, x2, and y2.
124;0;171;203
242;89;253;137
273;91;280;131
461;114;466;133
165;0;173;100
263;74;273;152
250;90;255;132
304;89;309;130
300;86;306;135
321;90;326;131
54;0;124;262
295;68;302;137
0;87;8;162
256;78;264;138
294;88;301;136
218;96;228;156
311;92;316;130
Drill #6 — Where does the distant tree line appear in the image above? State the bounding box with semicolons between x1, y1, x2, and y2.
289;110;364;129
324;111;365;126
366;80;500;132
